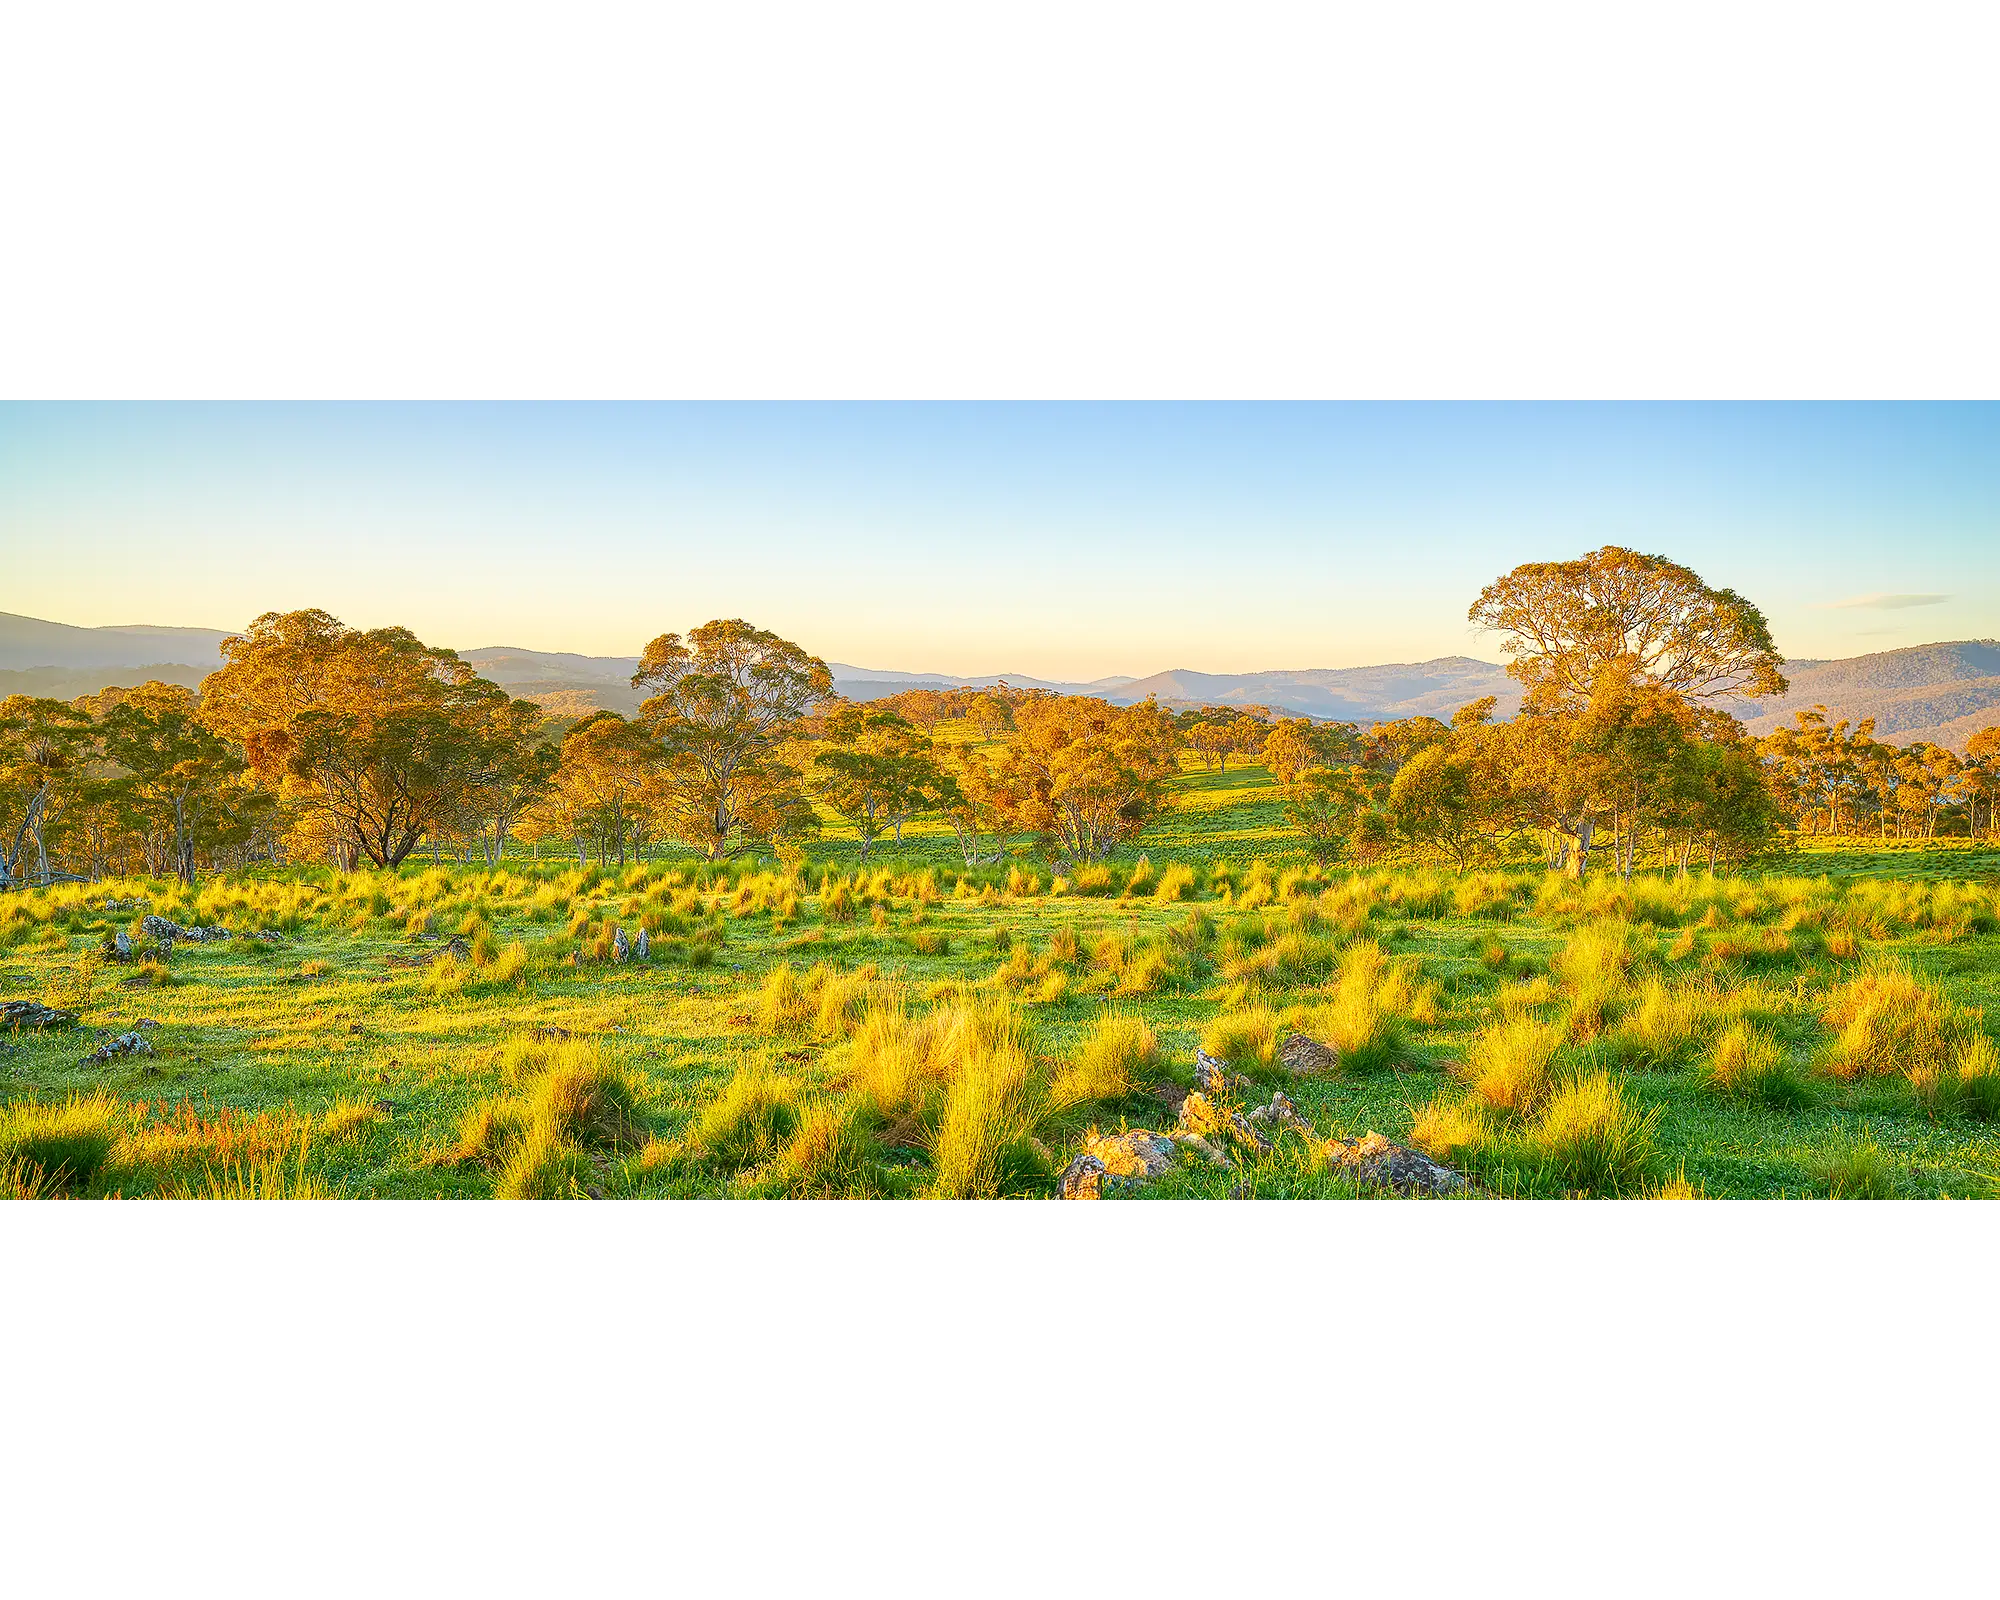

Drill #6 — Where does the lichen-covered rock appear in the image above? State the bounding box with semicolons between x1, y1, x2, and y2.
1059;1152;1109;1199
612;926;630;963
1193;1049;1234;1098
1278;1032;1340;1076
634;929;650;961
1177;1090;1224;1139
111;930;134;962
1;1001;78;1031
1245;1090;1314;1137
1086;1129;1178;1181
83;1031;154;1065
1327;1132;1466;1196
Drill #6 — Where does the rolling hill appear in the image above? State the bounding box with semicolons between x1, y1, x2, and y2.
4;610;1996;748
1736;640;2000;750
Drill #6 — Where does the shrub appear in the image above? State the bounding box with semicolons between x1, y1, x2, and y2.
1051;1012;1157;1107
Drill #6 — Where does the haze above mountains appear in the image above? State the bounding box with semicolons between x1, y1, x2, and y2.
3;610;1996;751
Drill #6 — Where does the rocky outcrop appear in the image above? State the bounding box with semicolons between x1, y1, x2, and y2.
83;1031;154;1065
141;914;232;944
1;1001;78;1031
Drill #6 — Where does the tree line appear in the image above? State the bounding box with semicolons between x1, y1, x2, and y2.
3;550;1995;889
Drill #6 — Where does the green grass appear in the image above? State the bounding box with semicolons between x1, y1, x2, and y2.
3;764;1998;1199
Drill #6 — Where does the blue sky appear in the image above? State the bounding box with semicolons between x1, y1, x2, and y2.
2;403;1993;678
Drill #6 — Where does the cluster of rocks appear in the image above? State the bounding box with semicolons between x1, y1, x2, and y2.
1;1000;78;1031
1057;1037;1466;1200
82;1031;155;1066
140;914;233;944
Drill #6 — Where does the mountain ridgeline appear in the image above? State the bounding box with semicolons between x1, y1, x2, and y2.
2;610;1995;749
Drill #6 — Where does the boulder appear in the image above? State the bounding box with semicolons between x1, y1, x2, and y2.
1058;1152;1109;1199
1;1000;79;1031
1278;1032;1340;1076
534;1025;573;1042
1327;1132;1467;1196
83;1031;154;1065
1086;1128;1178;1181
112;930;134;962
612;926;630;963
634;929;650;961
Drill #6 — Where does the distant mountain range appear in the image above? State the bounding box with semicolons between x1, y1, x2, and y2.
3;610;1996;750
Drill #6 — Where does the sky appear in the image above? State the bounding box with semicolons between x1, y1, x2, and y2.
1;403;1994;679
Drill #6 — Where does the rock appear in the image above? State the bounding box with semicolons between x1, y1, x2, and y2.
1058;1152;1109;1199
134;1018;160;1030
1327;1132;1467;1196
141;914;232;944
1176;1090;1224;1140
533;1025;572;1042
634;929;650;960
1228;1109;1272;1153
111;929;134;962
249;929;286;943
345;1022;364;1034
1173;1133;1231;1166
83;1031;154;1065
612;926;630;963
1085;1128;1178;1181
1279;1032;1340;1076
1;1001;78;1031
1245;1090;1314;1137
1193;1049;1233;1099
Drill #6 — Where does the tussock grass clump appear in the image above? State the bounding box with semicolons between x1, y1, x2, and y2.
1819;962;1978;1084
1071;864;1116;897
1813;1129;1896;1199
1700;1022;1811;1108
495;1121;594;1200
525;1052;645;1150
687;1058;804;1168
320;1100;388;1143
0;1092;120;1193
1123;857;1155;896
1463;1016;1566;1115
756;1098;882;1198
1408;1095;1490;1167
1153;863;1196;903
1606;977;1709;1070
1517;1073;1659;1196
1200;1006;1279;1070
1051;1012;1157;1108
926;1008;1048;1200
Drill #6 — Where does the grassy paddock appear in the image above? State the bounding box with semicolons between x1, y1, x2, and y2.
3;766;1998;1199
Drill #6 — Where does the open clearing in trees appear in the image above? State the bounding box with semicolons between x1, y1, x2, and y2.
4;762;1998;1200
